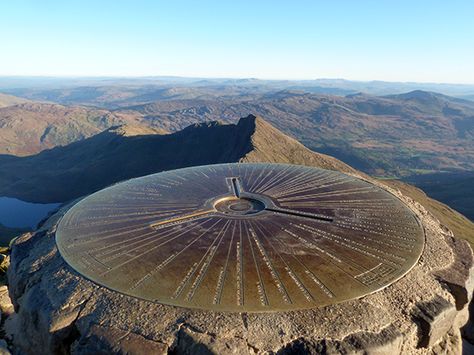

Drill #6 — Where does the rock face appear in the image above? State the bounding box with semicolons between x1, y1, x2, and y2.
5;171;474;354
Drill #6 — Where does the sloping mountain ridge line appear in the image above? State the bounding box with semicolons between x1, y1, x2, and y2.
117;89;474;175
0;93;30;108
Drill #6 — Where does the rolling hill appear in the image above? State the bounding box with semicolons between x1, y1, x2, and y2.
0;101;153;156
1;90;472;176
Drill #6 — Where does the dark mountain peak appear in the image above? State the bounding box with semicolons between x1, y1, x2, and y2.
235;114;356;175
237;114;276;136
237;113;258;125
242;113;258;120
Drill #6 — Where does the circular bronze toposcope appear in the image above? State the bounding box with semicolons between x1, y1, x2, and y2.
56;163;424;312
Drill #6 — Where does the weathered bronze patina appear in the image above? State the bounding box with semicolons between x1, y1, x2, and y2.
56;163;424;312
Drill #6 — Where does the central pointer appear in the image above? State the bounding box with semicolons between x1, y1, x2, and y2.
214;176;267;215
214;196;266;215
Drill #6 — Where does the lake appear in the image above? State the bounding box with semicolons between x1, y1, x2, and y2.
0;197;62;229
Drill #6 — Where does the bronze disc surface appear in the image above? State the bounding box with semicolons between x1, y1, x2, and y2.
56;163;424;312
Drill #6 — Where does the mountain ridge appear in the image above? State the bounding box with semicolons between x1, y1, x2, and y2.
0;115;353;203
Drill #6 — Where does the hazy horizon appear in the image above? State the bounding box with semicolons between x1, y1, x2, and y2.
1;75;474;87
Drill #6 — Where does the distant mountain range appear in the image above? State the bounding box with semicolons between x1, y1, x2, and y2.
1;76;474;104
117;89;474;176
2;88;472;176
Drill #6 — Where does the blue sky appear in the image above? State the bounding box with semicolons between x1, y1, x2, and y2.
1;0;473;83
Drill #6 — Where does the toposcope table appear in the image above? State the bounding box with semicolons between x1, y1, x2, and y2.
56;163;424;312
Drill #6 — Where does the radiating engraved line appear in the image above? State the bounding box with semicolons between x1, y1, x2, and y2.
292;223;403;266
272;175;351;198
65;208;198;233
247;166;270;192
150;209;215;228
266;168;333;195
168;219;226;299
247;166;275;193
213;221;236;305
102;218;212;264
186;221;232;301
248;221;292;304
128;219;220;291
96;219;210;261
236;220;244;306
265;168;320;196
253;220;314;302
245;220;269;306
283;223;380;286
272;171;346;195
253;164;294;194
65;210;199;247
101;218;218;275
278;186;377;201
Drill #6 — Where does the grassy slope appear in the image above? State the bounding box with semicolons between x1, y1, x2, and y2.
0;93;30;108
382;179;474;247
404;172;474;221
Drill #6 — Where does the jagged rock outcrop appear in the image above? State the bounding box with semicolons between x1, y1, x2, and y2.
4;171;474;354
